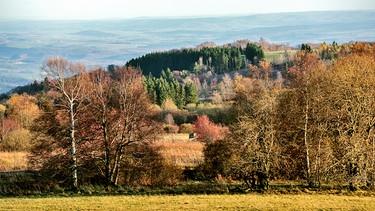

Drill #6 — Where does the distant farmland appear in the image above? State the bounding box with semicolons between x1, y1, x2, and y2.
0;10;374;93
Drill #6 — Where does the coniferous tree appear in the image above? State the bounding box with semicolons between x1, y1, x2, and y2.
185;82;199;105
245;43;265;65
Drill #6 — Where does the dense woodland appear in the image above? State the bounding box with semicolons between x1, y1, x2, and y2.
0;41;375;193
126;42;264;76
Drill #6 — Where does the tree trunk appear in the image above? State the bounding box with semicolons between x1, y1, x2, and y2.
70;101;78;190
304;97;312;187
105;143;111;184
110;146;123;185
102;120;111;185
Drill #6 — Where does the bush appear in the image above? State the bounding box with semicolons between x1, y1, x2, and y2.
121;143;182;187
199;139;235;179
2;128;32;151
170;110;189;125
179;123;194;133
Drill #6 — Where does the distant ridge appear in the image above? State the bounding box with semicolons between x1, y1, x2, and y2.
73;30;115;37
0;10;374;93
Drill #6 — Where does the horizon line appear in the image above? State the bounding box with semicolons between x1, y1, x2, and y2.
1;9;374;22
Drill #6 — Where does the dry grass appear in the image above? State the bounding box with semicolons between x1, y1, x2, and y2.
154;133;204;167
1;194;375;210
0;134;203;171
0;151;28;172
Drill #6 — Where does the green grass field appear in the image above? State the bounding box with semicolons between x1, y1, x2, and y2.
265;50;297;63
1;194;374;210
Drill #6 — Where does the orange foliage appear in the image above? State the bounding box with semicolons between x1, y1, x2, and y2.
7;93;40;129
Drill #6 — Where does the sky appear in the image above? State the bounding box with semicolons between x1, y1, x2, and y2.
0;0;375;20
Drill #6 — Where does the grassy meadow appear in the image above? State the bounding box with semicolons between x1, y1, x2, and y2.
1;194;375;210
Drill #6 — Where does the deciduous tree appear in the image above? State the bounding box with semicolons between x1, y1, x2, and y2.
286;51;327;187
7;93;40;129
230;74;281;190
194;115;227;145
40;56;88;190
86;66;161;185
322;52;375;188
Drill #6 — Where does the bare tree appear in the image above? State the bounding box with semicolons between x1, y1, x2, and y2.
322;52;375;189
287;52;327;187
41;56;87;190
87;66;160;185
218;74;235;101
231;76;281;190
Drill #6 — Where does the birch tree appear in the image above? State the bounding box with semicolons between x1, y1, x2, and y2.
41;56;88;190
287;51;327;187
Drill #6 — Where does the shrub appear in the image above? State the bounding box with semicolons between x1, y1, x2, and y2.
121;143;182;187
170;109;196;125
199;139;235;179
2;128;32;151
179;123;194;133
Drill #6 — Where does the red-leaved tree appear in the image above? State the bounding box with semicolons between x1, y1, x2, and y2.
194;115;228;145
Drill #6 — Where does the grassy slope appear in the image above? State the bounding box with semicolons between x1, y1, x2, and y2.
1;194;374;210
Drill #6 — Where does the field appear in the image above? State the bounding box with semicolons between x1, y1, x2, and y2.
0;152;28;171
0;134;202;172
1;194;374;210
264;50;297;63
154;133;204;167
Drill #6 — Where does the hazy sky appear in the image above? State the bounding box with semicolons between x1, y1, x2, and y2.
0;0;374;20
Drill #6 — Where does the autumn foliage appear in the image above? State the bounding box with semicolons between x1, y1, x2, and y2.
2;42;375;193
193;115;228;145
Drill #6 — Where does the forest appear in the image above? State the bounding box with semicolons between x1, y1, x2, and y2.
126;42;264;76
0;41;375;195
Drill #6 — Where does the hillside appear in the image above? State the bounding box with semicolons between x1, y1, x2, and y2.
0;10;374;93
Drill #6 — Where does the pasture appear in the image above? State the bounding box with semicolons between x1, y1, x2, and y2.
1;194;374;210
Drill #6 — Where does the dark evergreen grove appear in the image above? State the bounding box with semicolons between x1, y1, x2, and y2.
144;68;198;108
126;46;244;77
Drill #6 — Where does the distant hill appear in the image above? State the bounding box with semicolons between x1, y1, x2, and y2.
73;30;115;37
0;10;374;93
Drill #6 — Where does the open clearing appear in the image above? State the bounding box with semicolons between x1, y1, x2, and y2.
1;194;374;210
